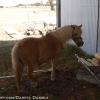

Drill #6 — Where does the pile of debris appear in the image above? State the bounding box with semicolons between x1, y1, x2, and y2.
24;27;44;36
76;53;100;85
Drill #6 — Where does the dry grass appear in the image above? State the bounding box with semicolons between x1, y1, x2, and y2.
0;6;56;41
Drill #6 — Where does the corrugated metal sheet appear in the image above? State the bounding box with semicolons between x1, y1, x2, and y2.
61;0;99;54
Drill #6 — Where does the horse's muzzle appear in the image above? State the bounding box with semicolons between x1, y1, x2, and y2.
77;41;84;47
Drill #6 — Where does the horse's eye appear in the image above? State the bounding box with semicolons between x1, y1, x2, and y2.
74;33;77;36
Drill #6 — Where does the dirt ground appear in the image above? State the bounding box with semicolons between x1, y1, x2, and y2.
0;6;100;100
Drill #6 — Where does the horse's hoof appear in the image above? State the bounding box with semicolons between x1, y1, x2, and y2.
51;77;55;81
18;91;25;96
18;89;26;95
32;82;37;88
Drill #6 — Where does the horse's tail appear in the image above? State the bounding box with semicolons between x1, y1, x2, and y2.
11;41;24;92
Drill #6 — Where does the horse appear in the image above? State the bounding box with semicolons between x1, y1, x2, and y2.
11;25;84;94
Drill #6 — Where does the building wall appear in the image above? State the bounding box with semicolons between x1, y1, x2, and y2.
97;0;100;52
61;0;99;54
98;25;100;52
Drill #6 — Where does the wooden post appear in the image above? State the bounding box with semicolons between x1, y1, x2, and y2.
0;68;52;79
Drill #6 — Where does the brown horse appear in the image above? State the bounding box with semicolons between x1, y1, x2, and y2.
11;25;84;93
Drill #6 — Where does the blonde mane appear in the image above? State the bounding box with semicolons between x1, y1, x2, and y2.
50;25;82;46
51;25;72;45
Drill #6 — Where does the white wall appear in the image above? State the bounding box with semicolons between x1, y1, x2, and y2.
61;0;98;54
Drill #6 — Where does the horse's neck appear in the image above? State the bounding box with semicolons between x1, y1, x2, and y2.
51;26;72;45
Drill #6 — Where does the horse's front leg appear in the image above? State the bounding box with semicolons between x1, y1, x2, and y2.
51;55;60;81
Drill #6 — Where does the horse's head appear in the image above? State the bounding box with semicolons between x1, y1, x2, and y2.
71;25;84;47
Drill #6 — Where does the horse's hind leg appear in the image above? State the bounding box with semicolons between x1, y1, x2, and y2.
27;65;37;90
16;65;24;94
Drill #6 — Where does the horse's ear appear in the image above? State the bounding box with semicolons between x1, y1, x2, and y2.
71;25;75;30
79;25;82;28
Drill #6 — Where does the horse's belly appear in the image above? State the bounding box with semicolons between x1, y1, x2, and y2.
38;50;55;64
